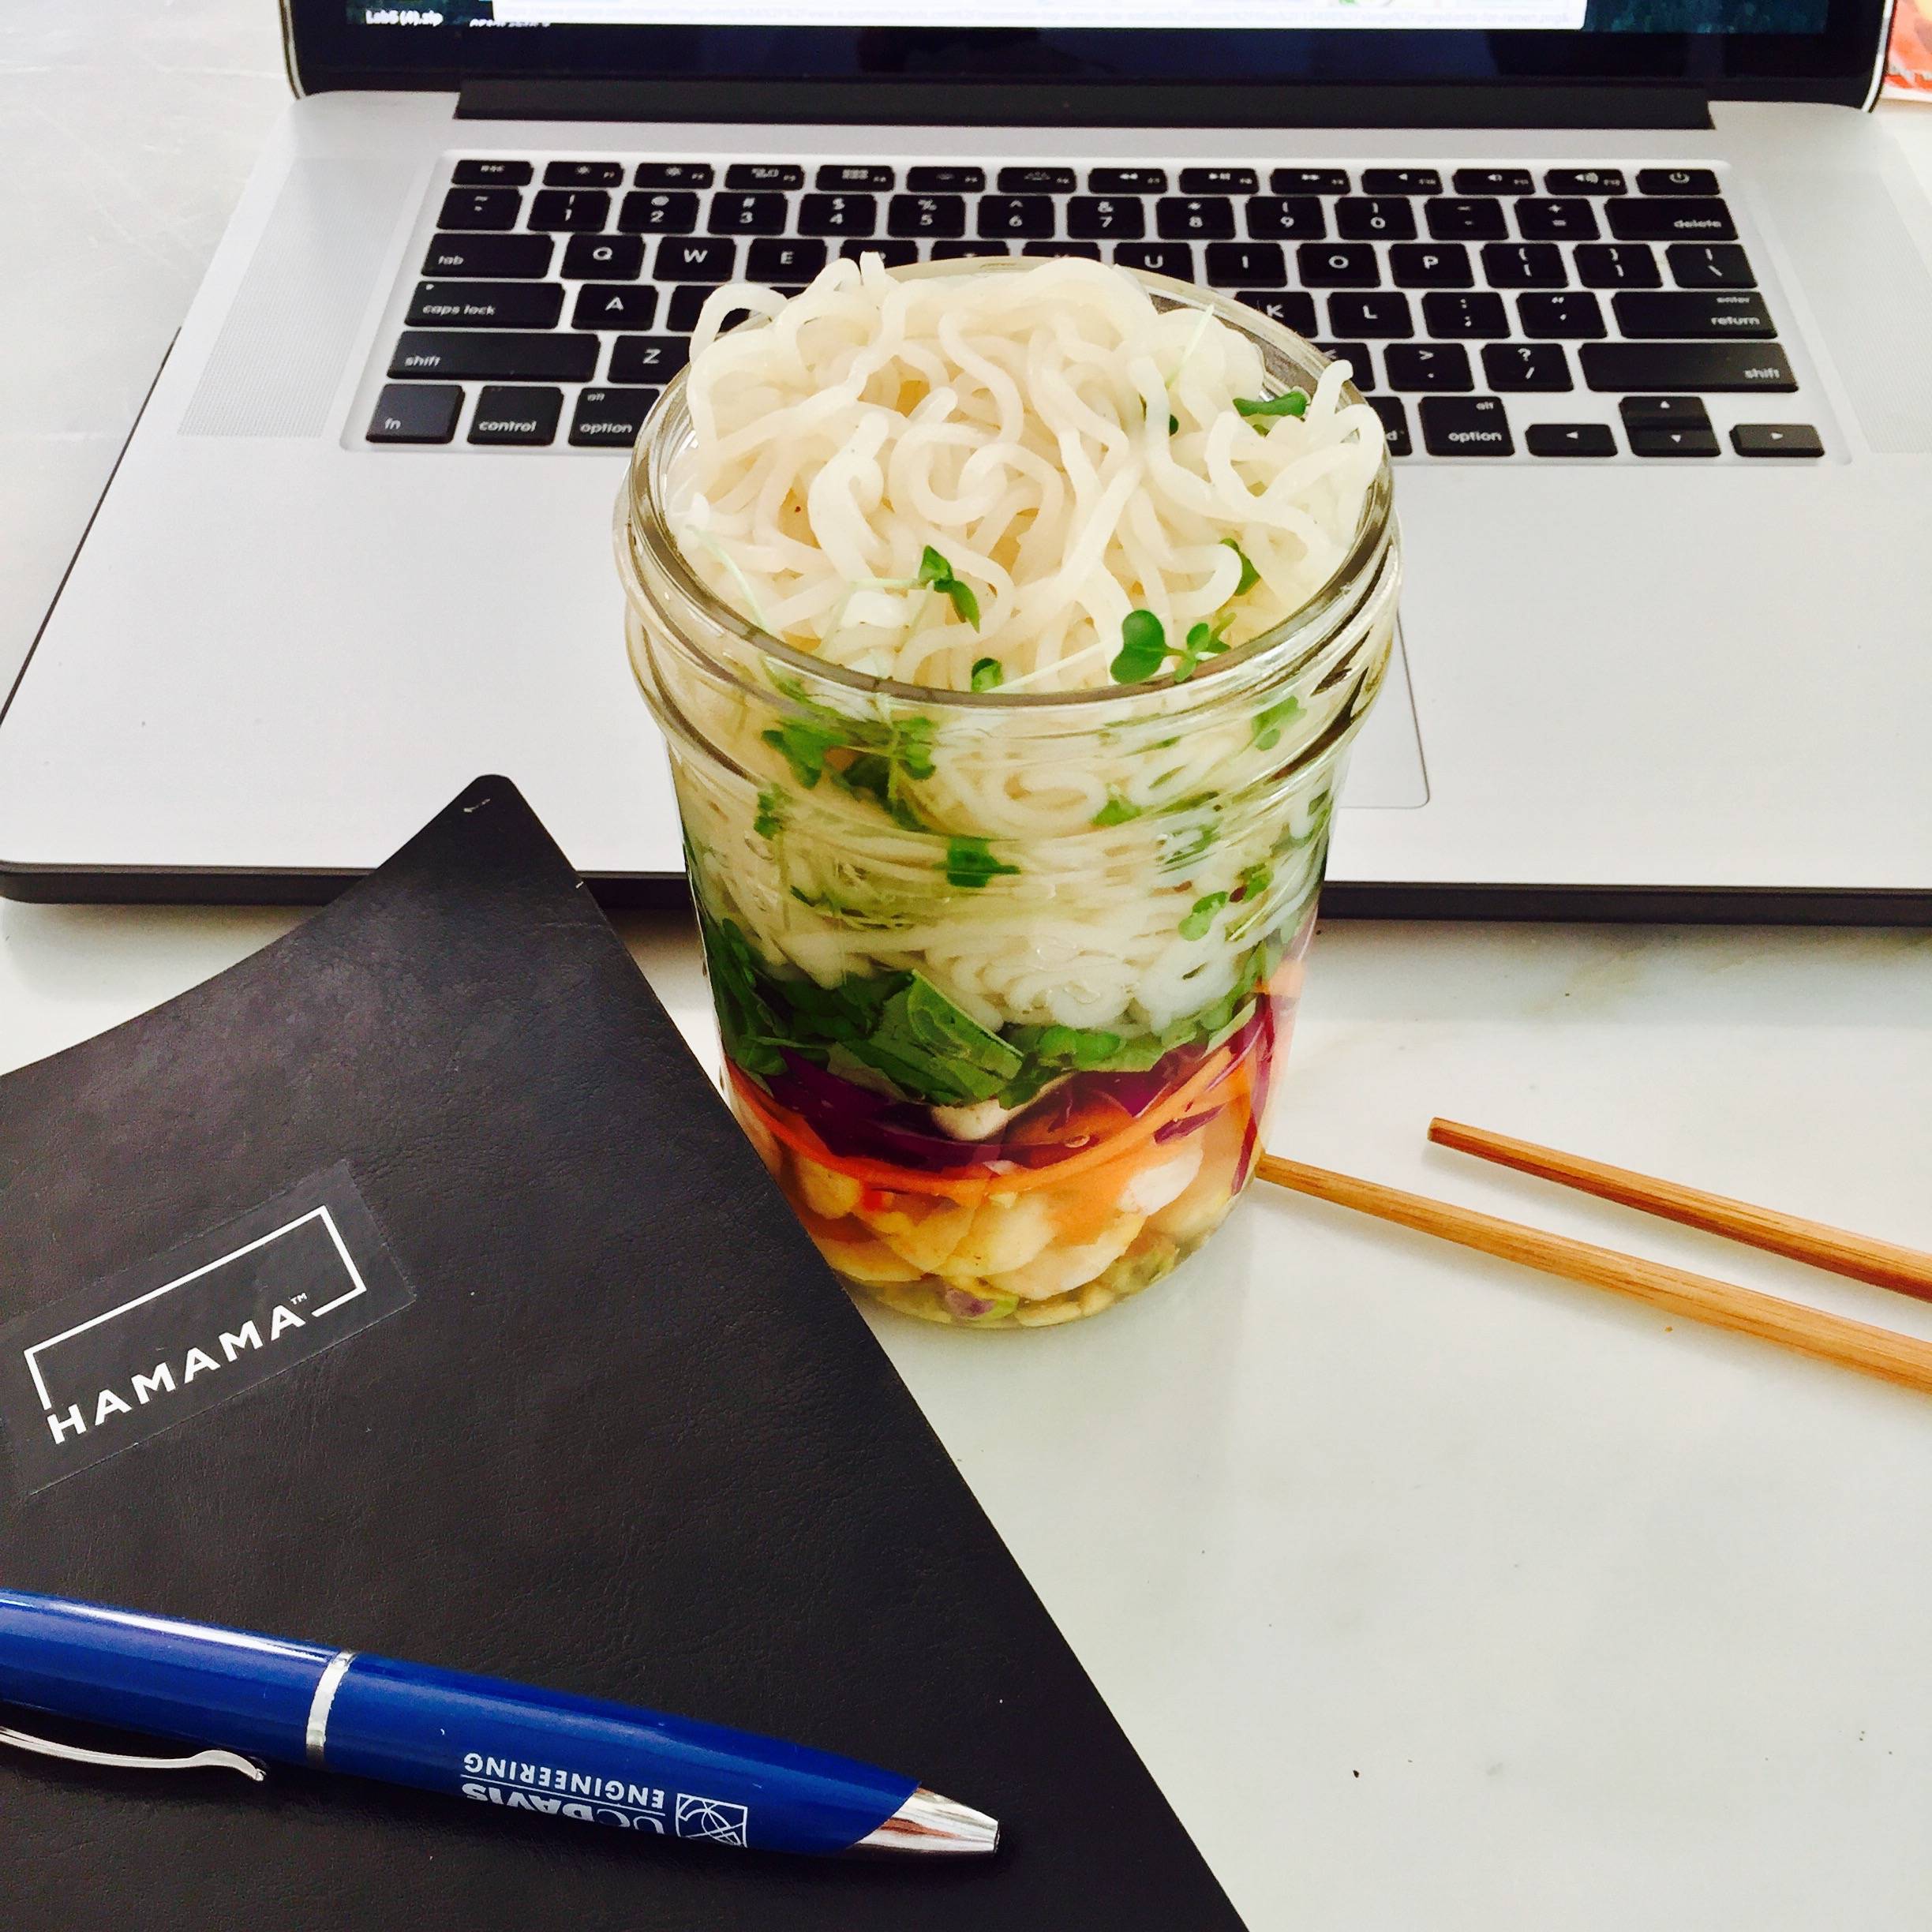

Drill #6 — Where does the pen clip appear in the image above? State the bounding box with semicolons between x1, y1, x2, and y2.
0;1722;265;1782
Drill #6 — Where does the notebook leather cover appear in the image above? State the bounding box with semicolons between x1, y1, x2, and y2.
0;777;1244;1930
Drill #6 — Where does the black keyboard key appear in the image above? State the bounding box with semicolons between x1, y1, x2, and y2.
1666;243;1757;289
818;164;893;190
562;233;643;280
1480;242;1567;288
635;163;713;189
439;187;521;230
1159;198;1236;239
1023;242;1103;260
1237;290;1318;335
1420;290;1508;339
453;159;532;187
1391;244;1473;288
1070;197;1147;240
1299;243;1380;287
1089;167;1168;193
1731;422;1823;457
710;193;788;235
1386;343;1473;391
1207;242;1286;286
1620;395;1711;429
424;232;552;279
726;163;803;190
1613;290;1774;339
979;196;1055;238
1515;198;1598;242
1317;343;1376;389
1113;242;1194;279
1367;394;1411;456
841;238;919;267
1574;244;1660;289
467;384;563;447
571;283;659;330
1362;168;1441;196
655;236;738;282
407;280;564;329
1329;292;1413;338
389;331;597;382
749;238;828;280
1607;198;1736;242
1337;197;1417;241
1421;394;1513;455
1425;198;1506;242
799;193;877;237
1247;197;1325;240
1274;168;1350;195
545;160;623;189
932;239;1012;260
1180;168;1257;194
1545;169;1626;197
999;167;1076;193
1518;291;1604;339
1452;168;1533;196
528;189;610;232
1582;342;1795;392
620;191;698;234
1482;342;1572;391
1638;167;1720;197
366;381;461;444
666;286;715;330
571;386;661;447
610;335;691;383
1526;421;1617;456
908;167;984;192
889;194;966;238
1631;425;1720;456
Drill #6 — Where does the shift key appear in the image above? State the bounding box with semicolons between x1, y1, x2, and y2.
389;331;599;381
1579;341;1795;393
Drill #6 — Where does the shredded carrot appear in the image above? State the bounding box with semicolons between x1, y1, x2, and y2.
731;1043;1249;1202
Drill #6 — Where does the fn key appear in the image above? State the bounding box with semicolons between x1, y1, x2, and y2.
368;382;461;444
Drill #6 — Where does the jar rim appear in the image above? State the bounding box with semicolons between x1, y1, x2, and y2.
622;259;1395;715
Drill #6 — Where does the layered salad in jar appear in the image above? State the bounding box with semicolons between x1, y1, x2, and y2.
623;257;1394;1328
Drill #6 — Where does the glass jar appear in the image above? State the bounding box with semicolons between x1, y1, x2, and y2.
618;266;1399;1330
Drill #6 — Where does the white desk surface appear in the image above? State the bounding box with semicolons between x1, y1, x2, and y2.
5;9;1931;1923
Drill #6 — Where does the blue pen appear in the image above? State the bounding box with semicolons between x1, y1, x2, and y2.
0;1589;998;1856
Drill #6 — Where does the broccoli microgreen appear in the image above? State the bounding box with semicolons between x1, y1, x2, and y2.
1234;391;1309;423
942;835;1020;890
919;546;982;630
1179;892;1230;941
1221;537;1261;596
969;657;1004;693
1110;608;1171;684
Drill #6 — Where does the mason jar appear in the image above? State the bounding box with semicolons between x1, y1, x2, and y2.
618;266;1399;1330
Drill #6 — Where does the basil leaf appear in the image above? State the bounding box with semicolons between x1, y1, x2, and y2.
942;834;1020;890
1110;608;1170;684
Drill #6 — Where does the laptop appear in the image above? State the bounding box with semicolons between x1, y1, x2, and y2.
2;0;1926;919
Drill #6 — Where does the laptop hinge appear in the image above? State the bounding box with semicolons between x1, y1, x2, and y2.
458;79;1713;133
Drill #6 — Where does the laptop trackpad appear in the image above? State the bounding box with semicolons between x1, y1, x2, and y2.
1339;621;1428;810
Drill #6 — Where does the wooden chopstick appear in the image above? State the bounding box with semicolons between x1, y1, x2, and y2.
1428;1118;1932;1305
1254;1152;1932;1397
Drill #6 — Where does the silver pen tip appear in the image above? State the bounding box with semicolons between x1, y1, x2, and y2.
854;1786;1001;1855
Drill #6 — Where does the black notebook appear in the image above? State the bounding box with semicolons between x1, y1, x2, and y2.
0;779;1244;1931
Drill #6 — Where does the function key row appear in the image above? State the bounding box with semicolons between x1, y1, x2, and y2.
447;160;1723;200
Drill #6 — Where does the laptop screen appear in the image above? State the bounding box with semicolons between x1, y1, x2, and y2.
301;0;1885;104
355;0;1830;29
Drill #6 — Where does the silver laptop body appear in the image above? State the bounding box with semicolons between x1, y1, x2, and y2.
1;0;1925;919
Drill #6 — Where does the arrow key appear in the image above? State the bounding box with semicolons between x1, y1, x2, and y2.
1631;425;1720;456
1731;422;1823;457
1526;422;1617;457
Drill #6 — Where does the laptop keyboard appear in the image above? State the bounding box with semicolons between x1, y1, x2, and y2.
364;157;1825;462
